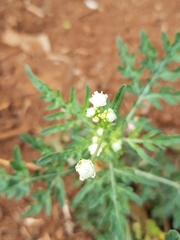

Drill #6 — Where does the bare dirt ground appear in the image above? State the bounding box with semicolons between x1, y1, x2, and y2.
1;0;180;239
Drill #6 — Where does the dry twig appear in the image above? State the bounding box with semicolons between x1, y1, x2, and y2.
0;158;41;171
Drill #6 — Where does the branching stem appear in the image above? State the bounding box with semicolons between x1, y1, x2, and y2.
114;168;180;190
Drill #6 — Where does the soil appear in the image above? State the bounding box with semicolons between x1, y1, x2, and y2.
0;0;180;239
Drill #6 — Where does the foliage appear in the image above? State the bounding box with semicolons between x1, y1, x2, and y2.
1;31;180;239
165;230;180;240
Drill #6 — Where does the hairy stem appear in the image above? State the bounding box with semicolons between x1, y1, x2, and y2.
114;168;180;190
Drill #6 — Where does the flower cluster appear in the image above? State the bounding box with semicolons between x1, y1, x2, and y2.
86;91;117;123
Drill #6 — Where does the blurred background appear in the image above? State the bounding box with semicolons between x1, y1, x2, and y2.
0;0;180;239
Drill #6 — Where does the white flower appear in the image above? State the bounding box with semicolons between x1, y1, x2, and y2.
86;107;96;117
111;140;122;152
89;91;108;108
75;159;96;181
97;128;103;136
88;143;102;156
92;116;100;123
107;108;117;122
92;136;99;143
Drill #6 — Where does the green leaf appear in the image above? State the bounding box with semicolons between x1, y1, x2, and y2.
44;112;66;120
72;183;95;208
25;65;54;96
129;118;151;138
84;85;91;109
21;203;42;218
139;31;157;60
165;230;180;240
10;146;26;171
55;177;65;206
128;142;157;166
43;193;51;215
114;168;157;187
153;135;180;147
20;134;52;154
120;187;142;205
160;67;180;81
161;32;170;53
142;129;160;139
37;148;80;165
116;37;135;69
145;87;180;109
143;142;159;152
41;120;75;135
110;85;126;112
69;86;76;103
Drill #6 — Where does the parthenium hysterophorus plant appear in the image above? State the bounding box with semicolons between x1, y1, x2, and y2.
1;31;180;239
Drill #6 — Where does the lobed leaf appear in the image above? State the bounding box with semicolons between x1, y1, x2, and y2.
25;65;54;96
139;31;157;60
20;134;52;154
128;142;157;166
37;147;82;165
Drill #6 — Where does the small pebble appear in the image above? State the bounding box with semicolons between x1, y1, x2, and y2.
154;2;163;11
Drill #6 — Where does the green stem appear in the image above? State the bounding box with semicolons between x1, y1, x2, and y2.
122;138;154;144
134;168;180;189
114;168;180;190
109;163;122;234
91;134;104;162
126;62;164;122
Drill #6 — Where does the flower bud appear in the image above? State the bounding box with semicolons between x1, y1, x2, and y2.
86;107;96;117
92;116;100;123
97;128;103;136
75;159;96;181
107;108;117;122
111;140;122;152
92;136;99;143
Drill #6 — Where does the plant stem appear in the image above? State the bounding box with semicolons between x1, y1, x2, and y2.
125;61;164;122
133;168;180;189
91;134;104;162
109;162;122;235
114;168;180;190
